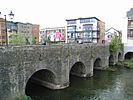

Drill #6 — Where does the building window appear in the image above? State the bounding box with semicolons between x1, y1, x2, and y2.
2;36;5;39
67;20;76;25
108;35;112;38
83;32;92;38
83;24;93;31
130;31;133;37
80;18;95;23
67;26;76;32
131;22;133;26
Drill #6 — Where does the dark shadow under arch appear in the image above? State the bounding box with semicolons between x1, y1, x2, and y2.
109;55;114;66
125;52;133;60
118;52;122;61
25;69;56;96
94;58;102;69
70;62;86;77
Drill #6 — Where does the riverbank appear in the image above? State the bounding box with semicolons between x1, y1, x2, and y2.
106;59;133;71
123;59;133;69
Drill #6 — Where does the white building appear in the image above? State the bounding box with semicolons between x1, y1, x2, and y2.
126;8;133;45
39;27;66;44
66;17;105;43
105;27;122;43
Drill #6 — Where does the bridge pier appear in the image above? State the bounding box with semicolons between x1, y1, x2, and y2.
70;72;89;77
30;77;69;89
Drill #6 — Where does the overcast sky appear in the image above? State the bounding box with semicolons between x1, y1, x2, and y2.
0;0;133;31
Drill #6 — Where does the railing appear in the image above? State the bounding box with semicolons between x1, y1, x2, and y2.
127;37;133;40
128;26;133;29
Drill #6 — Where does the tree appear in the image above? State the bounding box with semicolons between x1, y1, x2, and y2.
32;37;36;44
9;33;26;44
109;35;121;52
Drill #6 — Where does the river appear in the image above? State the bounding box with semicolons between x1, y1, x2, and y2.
26;67;133;100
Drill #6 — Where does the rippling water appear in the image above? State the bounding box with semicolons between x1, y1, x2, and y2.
26;67;133;100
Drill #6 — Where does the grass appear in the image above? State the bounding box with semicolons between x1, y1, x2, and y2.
124;59;133;69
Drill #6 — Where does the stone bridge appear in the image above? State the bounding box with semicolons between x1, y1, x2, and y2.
0;43;123;100
124;44;133;59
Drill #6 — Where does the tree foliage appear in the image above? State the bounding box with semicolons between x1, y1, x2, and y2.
109;35;121;52
32;37;36;44
9;33;26;44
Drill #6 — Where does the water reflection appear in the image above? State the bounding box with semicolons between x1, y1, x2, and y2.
26;68;133;100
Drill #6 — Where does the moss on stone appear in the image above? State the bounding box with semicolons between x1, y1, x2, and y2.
15;95;32;100
124;59;133;69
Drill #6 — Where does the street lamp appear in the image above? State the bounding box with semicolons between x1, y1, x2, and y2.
8;11;14;20
1;11;14;47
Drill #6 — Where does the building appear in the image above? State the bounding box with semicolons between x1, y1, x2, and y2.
66;17;105;43
0;17;40;45
0;18;18;45
0;18;6;45
127;8;133;40
40;27;65;44
32;24;40;44
105;27;122;43
7;21;18;44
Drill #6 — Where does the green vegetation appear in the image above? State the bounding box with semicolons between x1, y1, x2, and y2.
115;61;123;66
9;33;26;44
32;37;36;44
124;59;133;69
15;95;32;100
107;61;124;72
109;35;121;53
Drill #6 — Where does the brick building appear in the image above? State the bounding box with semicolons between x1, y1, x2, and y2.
0;18;6;45
32;24;40;44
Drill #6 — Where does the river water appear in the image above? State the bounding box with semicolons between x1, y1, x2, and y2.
27;67;133;100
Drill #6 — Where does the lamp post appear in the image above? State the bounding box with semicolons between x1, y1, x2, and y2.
4;15;8;47
1;11;14;47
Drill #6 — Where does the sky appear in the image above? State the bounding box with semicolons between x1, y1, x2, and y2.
0;0;133;31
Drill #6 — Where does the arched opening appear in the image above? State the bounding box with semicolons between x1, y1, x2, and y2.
109;55;114;66
70;62;86;77
118;52;122;61
94;58;102;69
125;52;133;60
25;69;56;97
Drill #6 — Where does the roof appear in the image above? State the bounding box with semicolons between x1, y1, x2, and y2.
105;27;122;36
106;27;120;33
78;17;100;21
66;17;100;21
66;18;77;21
41;27;65;31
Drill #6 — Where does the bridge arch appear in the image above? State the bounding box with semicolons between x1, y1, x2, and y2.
70;61;86;77
109;55;114;66
125;52;133;60
94;58;102;69
118;52;122;61
25;69;56;95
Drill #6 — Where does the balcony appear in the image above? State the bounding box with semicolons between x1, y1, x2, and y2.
127;37;133;40
92;37;100;39
128;25;133;29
